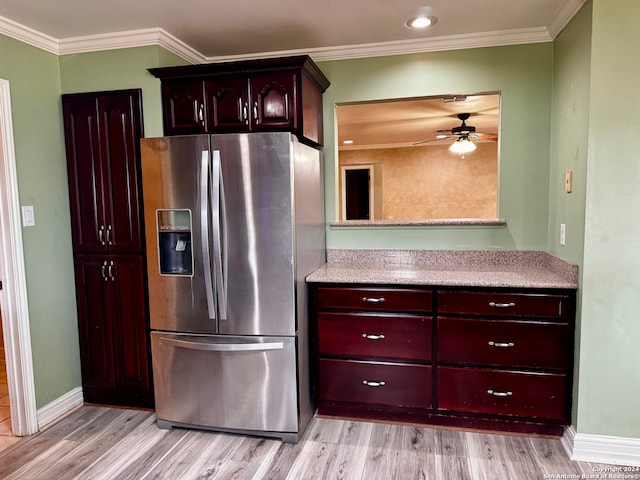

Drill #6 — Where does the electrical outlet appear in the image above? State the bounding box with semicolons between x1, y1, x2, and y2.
560;223;566;246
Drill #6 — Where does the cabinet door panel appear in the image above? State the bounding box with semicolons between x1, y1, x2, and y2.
438;291;571;318
208;78;249;131
319;359;432;408
98;93;143;253
438;366;567;420
74;255;115;394
63;96;105;252
316;287;433;313
109;256;151;392
318;312;432;361
162;80;207;135
438;317;570;370
250;73;296;130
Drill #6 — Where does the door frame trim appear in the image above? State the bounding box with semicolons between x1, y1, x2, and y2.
0;78;39;435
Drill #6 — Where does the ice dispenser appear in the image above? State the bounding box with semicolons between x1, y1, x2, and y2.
157;209;193;275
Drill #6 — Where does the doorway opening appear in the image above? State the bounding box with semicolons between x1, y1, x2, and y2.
339;164;382;221
0;78;38;437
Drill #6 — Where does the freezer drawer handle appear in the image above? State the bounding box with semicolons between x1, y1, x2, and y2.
160;337;284;352
362;297;385;304
488;341;515;348
362;380;386;387
489;301;516;308
362;333;385;340
487;389;513;397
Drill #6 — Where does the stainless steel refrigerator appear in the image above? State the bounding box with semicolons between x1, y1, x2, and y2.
140;132;325;443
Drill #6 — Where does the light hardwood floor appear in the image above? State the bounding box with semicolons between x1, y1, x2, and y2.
0;405;618;479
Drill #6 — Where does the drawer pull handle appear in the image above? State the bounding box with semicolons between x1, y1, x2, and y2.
487;389;513;397
362;380;386;387
489;301;516;308
362;333;385;340
363;297;385;303
488;341;515;348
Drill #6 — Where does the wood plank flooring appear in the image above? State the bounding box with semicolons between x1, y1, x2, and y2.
0;406;618;479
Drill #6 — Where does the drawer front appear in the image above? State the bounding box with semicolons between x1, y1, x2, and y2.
316;287;432;313
438;291;572;318
319;359;432;408
438;317;570;369
438;366;567;420
318;312;432;361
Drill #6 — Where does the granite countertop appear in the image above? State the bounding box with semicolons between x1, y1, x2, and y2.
306;249;578;289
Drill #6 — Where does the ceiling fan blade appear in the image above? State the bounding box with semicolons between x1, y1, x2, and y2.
413;138;446;146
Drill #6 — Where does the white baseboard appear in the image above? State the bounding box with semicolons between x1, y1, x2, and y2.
563;425;640;467
36;387;83;430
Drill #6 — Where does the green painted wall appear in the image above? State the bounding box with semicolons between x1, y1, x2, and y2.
576;0;640;438
318;44;553;250
0;34;80;408
1;40;188;408
549;1;592;425
60;46;189;137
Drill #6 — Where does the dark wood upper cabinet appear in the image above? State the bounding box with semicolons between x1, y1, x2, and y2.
207;77;249;132
250;73;296;131
161;80;207;135
63;90;144;254
149;55;330;146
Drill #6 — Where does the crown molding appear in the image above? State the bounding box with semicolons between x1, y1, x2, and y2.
58;28;207;64
1;5;583;64
204;27;552;63
0;14;59;54
547;0;588;39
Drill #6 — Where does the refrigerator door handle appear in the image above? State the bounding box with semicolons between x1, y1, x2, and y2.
211;149;227;320
159;337;284;352
200;150;216;320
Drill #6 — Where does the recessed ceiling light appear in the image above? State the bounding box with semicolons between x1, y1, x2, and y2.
405;15;438;29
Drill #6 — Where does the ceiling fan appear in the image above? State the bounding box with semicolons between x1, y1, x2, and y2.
414;112;498;156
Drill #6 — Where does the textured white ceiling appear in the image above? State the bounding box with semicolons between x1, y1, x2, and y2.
0;0;585;60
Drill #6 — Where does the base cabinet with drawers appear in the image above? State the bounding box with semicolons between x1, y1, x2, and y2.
310;284;576;435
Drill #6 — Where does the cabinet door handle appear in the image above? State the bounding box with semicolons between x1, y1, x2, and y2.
106;224;112;245
253;101;259;124
489;301;515;308
98;225;105;245
108;261;115;281
101;261;108;281
487;389;512;397
362;297;385;303
362;333;385;340
198;104;204;124
488;341;515;348
243;102;249;125
362;380;386;387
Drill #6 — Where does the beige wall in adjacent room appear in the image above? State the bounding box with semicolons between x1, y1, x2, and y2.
339;142;497;220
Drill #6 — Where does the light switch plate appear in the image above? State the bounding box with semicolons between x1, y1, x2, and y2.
22;205;35;227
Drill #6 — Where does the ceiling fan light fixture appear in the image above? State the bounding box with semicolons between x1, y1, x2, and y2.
449;138;477;155
405;15;438;29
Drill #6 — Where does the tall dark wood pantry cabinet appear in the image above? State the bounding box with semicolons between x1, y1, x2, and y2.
63;89;153;408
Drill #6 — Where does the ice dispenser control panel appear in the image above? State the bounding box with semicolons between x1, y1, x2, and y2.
157;209;193;276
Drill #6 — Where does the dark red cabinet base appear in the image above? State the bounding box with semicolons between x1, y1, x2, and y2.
311;284;575;437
